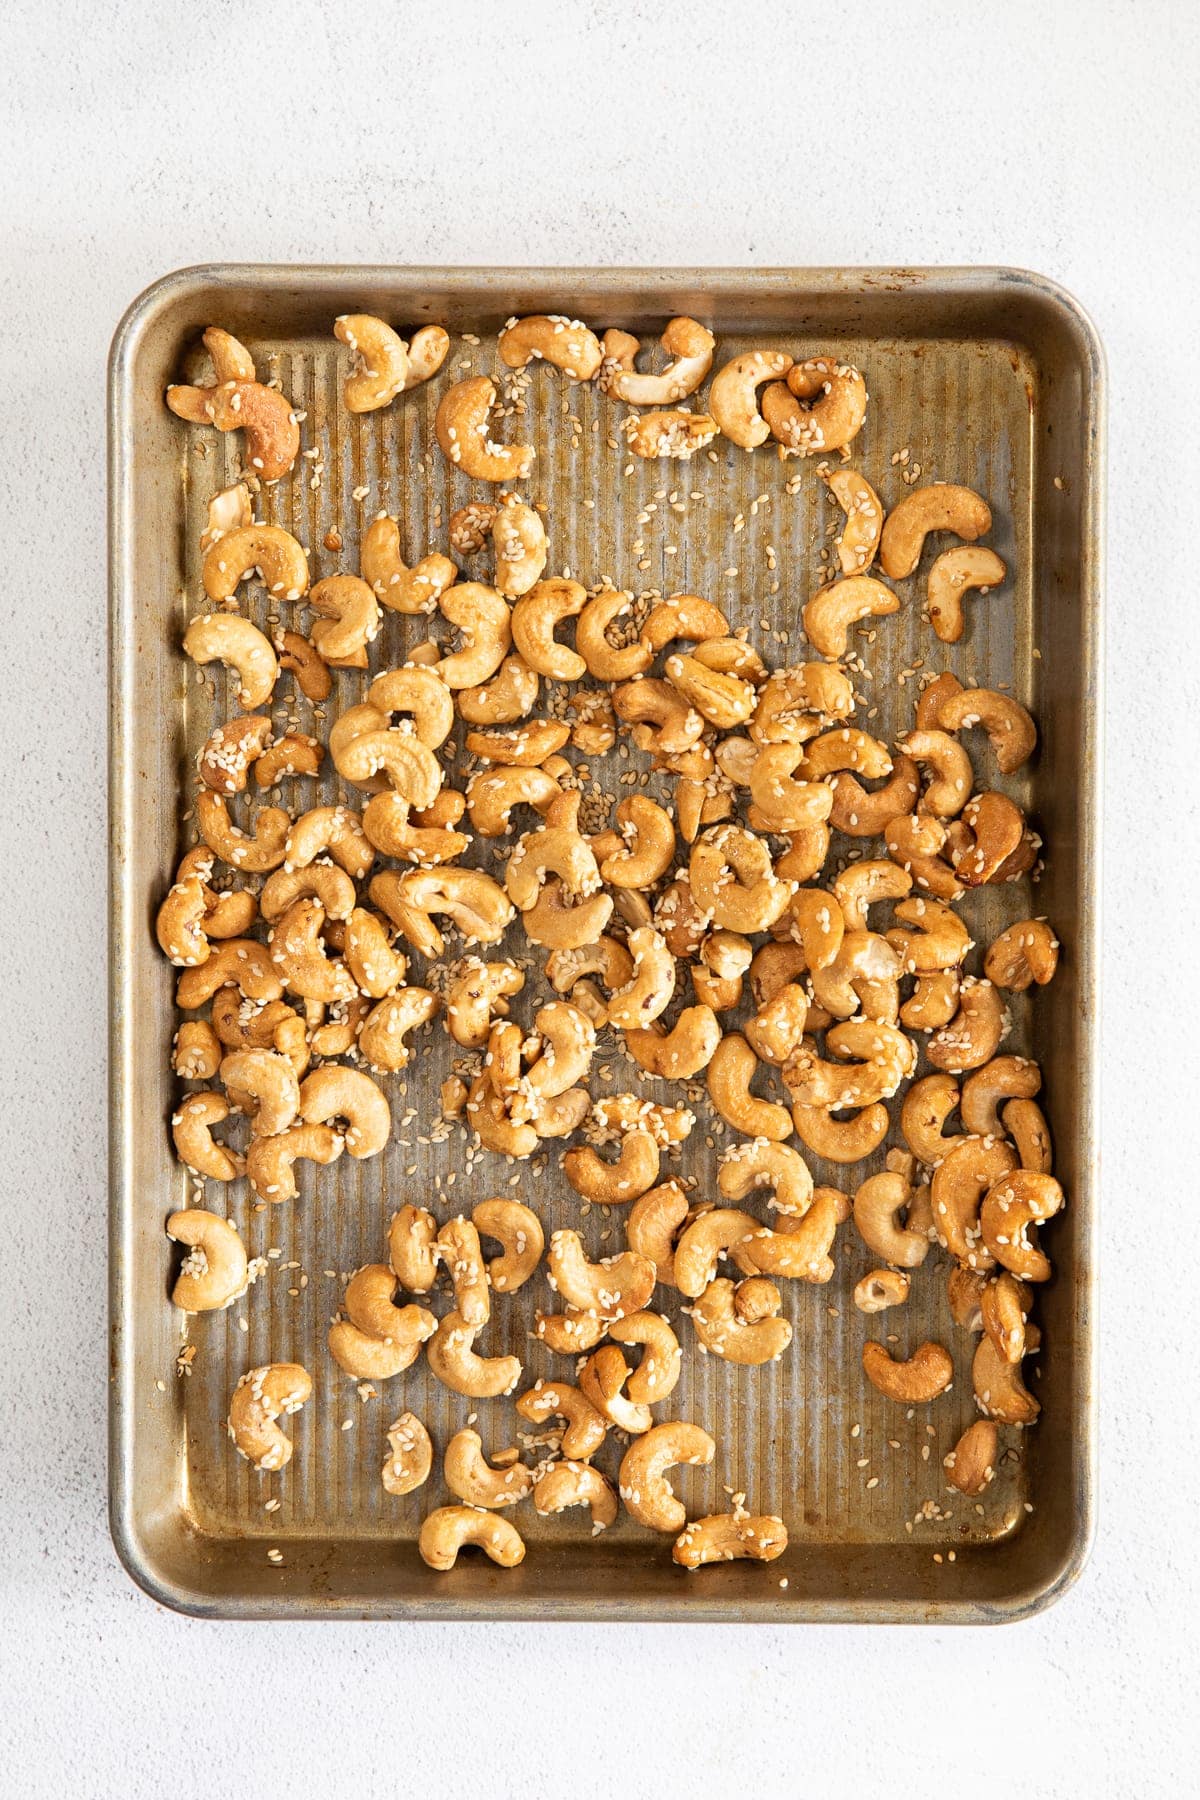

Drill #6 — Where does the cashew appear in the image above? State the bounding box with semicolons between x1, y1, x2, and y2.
426;1311;522;1399
175;936;283;1012
328;1265;437;1380
666;651;757;730
252;731;323;790
690;1277;792;1364
829;860;911;935
298;1066;390;1158
166;1208;248;1312
626;1182;689;1291
960;1054;1041;1137
828;753;920;837
467;763;561;836
810;930;901;1024
197;715;274;797
600;317;715;404
267;898;357;1005
733;1185;845;1286
547;1231;656;1323
466;1072;538;1160
359;986;440;1072
927;977;1008;1073
784;1018;914;1110
854;1268;911;1314
944;1420;1000;1495
388;1205;439;1294
931;1135;1019;1268
709;350;793;449
227;1363;311;1472
598;797;676;888
342;907;407;998
473;1198;544;1293
171;1091;244;1181
436;376;534;481
443;1429;532;1510
673;1513;787;1569
935;685;1037;775
516;1380;608;1459
578;1345;653;1435
974;1326;1040;1425
689;826;793;935
613;676;704;755
862;1339;953;1404
762;356;867;456
605;927;676;1031
981;1271;1033;1364
624;1005;721;1080
278;630;331;701
948;792;1026;888
534;1461;618;1530
157;866;213;968
789;1108;884;1175
825;466;883;575
499;313;602;380
333;313;424;412
899;1073;962;1166
183;614;279;711
802;575;899;660
245;1122;344;1203
173;1019;222;1079
1004;1098;1054;1174
886;896;971;973
418;1506;525;1571
885;811;964;901
382;1412;433;1497
623;409;720;459
751;661;855;745
509;577;588;681
445;958;525;1048
718;1136;813;1220
707;1035;791;1142
673;1208;760;1300
926;545;1007;643
748;742;834;833
852;1166;932;1269
194;796;289;880
456;653;540;725
466;719;570;767
618;1422;715;1532
371;866;514;959
360;512;457;617
168;331;300;480
436;1216;491;1328
985;919;1060;990
606;1311;681;1405
879;483;992;579
199;481;252;553
219;1047;300;1137
200;523;309;608
980;1171;1063;1282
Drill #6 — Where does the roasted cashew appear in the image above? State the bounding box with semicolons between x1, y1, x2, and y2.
825;466;883;575
618;1422;715;1532
574;590;652;682
298;1066;390;1158
802;575;899;661
974;1325;1040;1425
960;1054;1041;1137
928;977;1008;1073
862;1339;953;1404
342;907;408;998
305;574;379;669
613;676;704;755
499;313;602;380
944;1419;1000;1495
516;1380;607;1459
980;1171;1063;1282
624;409;720;459
829;860;911;934
198;715;274;797
371;866;514;959
200;522;309;607
329;705;443;806
751;661;855;745
985;919;1060;990
654;876;710;959
810;930;901;1024
466;1072;538;1160
219;1047;300;1137
707;1035;791;1142
931;1135;1019;1268
360;986;440;1072
689;826;793;935
364;664;456;752
360;512;456;617
208;992;293;1053
732;1185;845;1286
673;1208;759;1300
173;1019;222;1079
446;958;525;1048
902;970;961;1032
443;1429;532;1510
896;729;974;819
506;789;602;912
606;927;676;1031
690;1277;792;1364
1004;1097;1054;1174
949;792;1026;887
600;317;715;404
183;614;279;712
534;1461;618;1530
673;1513;788;1569
547;1231;656;1323
437;1215;491;1329
747;742;834;834
886;896;971;974
334;313;411;411
194;795;289;877
382;1412;433;1497
466;719;570;768
828;753;920;837
252;731;323;790
666;652;757;730
624;1005;721;1080
900;1072;963;1165
436;377;534;482
245;1121;344;1202
167;330;300;481
790;1103;888;1169
784;1019;914;1110
473;1198;543;1293
456;653;540;725
328;1265;437;1380
626;1181;689;1290
885;812;964;901
718;1136;813;1219
418;1506;525;1571
171;1091;244;1181
598;797;676;888
278;629;331;701
602;1311;680;1406
762;356;867;456
709;350;793;449
200;481;252;554
227;1363;312;1472
578;1345;653;1435
879;483;992;580
175;935;283;1012
284;806;373;879
510;577;588;681
981;1271;1033;1364
167;1208;248;1311
452;496;548;599
935;685;1037;775
426;1311;522;1399
157;865;213;967
853;1165;933;1269
926;546;1006;644
467;763;561;836
854;1268;911;1314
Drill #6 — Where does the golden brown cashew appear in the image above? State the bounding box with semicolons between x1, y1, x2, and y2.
613;677;704;755
811;930;901;1024
791;1102;890;1165
765;355;867;455
599;798;676;888
219;1047;300;1137
466;1072;538;1160
707;1036;792;1142
437;1216;491;1329
665;652;757;730
719;1137;813;1219
330;706;443;806
673;1513;787;1569
624;1005;722;1080
981;1271;1033;1364
245;1122;344;1202
167;330;300;481
444;1430;532;1510
879;483;992;580
960;1054;1042;1137
900;1072;963;1165
279;808;368;882
885;812;964;902
690;1277;793;1364
928;978;1008;1073
328;1265;437;1380
510;578;588;681
974;1327;1040;1425
547;1232;656;1323
167;1209;249;1312
733;1184;845;1286
467;763;561;836
853;1167;933;1269
516;1380;608;1459
985;919;1060;990
253;732;323;789
802;575;899;660
201;523;309;606
935;685;1037;775
784;1019;914;1110
343;907;408;997
638;596;728;660
473;1198;543;1293
751;662;855;746
826;466;883;575
175;936;283;1011
171;1091;244;1181
862;1339;953;1404
576;589;654;681
429;582;513;690
360;986;440;1072
426;1311;522;1399
156;867;212;968
506;790;602;909
626;1181;689;1290
623;409;720;459
828;754;921;839
360;513;457;617
747;743;834;835
198;715;274;796
456;654;540;726
949;792;1026;888
931;1135;1019;1268
173;1019;222;1079
619;1422;715;1531
980;1171;1064;1282
334;314;441;411
1004;1098;1054;1174
267;898;357;1005
365;664;456;751
606;1312;682;1405
831;859;912;932
307;574;380;669
371;866;515;959
227;1363;312;1472
382;1412;433;1497
578;1345;653;1435
886;896;972;974
499;313;602;380
388;1206;439;1293
436;376;534;482
183;615;278;711
673;1208;760;1300
944;1420;1000;1495
902;970;960;1033
194;795;289;877
466;719;570;767
298;1066;390;1158
854;1268;911;1314
689;826;793;935
606;928;676;1031
278;629;331;701
897;729;974;818
534;1461;619;1530
709;349;793;449
926;546;1007;644
600;317;715;404
445;959;525;1048
418;1506;526;1571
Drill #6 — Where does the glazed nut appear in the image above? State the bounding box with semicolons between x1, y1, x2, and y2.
245;1121;344;1203
802;576;899;660
533;1460;619;1530
437;1216;491;1327
361;512;457;616
328;1265;437;1380
499;313;602;381
578;1345;654;1435
927;977;1008;1073
606;927;676;1031
511;578;588;680
285;805;373;878
598;797;676;888
388;1205;439;1294
825;466;883;575
718;1136;814;1219
689;825;794;934
689;1277;792;1365
926;545;1006;643
944;1420;1000;1496
960;1054;1042;1137
167;330;300;481
625;1181;689;1290
853;1268;911;1314
930;1135;1018;1268
984;919;1060;990
516;1379;608;1460
606;1310;683;1404
426;1310;522;1399
623;409;720;459
898;729;974;818
900;1072;964;1166
973;1325;1041;1425
547;1231;656;1322
278;629;331;701
979;1171;1064;1282
618;1422;716;1531
666;651;757;729
298;1066;390;1158
333;313;430;412
219;1047;300;1137
435;376;534;482
852;1169;932;1269
623;1004;721;1080
600;317;715;404
861;1339;953;1404
575;589;653;681
359;986;440;1072
173;1018;222;1079
198;715;274;796
467;763;562;836
371;866;515;959
879;483;992;580
446;959;525;1048
506;790;602;912
227;1362;312;1471
167;1208;248;1311
672;1513;788;1570
749;742;834;834
382;1412;433;1496
707;1035;792;1143
472;1197;544;1293
183;614;279;711
465;718;570;767
201;522;309;608
673;1208;760;1300
766;355;867;456
418;1506;525;1572
709;349;793;449
444;1429;533;1509
935;684;1037;775
171;1090;244;1182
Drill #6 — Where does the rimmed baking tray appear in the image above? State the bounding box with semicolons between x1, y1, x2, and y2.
109;266;1103;1622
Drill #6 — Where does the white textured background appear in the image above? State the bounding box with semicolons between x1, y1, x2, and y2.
2;1;1197;1794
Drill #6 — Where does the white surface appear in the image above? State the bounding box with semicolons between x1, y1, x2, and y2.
1;1;1197;1794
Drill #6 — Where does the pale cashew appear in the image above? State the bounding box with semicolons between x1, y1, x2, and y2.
944;1420;1000;1495
896;729;974;818
749;742;834;833
173;1019;222;1079
389;1206;439;1293
926;545;1007;644
673;1513;787;1569
862;1339;953;1404
974;1325;1041;1425
245;1122;344;1203
328;1265;437;1380
329;705;443;805
219;1047;299;1137
619;1422;715;1531
931;1135;1019;1268
467;763;561;836
613;676;704;755
935;685;1037;775
361;512;457;616
624;409;720;459
284;806;373;878
333;313;420;412
473;1198;544;1294
371;867;514;959
606;1311;682;1404
928;977;1008;1073
547;1231;656;1323
516;1380;607;1459
198;714;274;796
201;523;309;605
435;376;534;481
598;797;676;888
854;1268;911;1314
985;919;1060;990
885;812;964;901
167;1208;248;1312
534;1461;618;1530
673;1208;759;1300
606;928;676;1031
825;466;883;575
980;1171;1063;1282
437;1216;491;1328
183;614;278;710
802;575;899;660
499;313;602;380
227;1363;312;1472
343;907;408;998
360;986;440;1072
382;1412;433;1496
960;1055;1042;1137
690;1277;792;1364
853;1168;932;1269
626;1181;689;1290
879;483;992;580
709;350;793;449
426;1311;522;1399
830;859;911;932
443;1430;532;1509
418;1506;525;1571
200;481;253;554
428;582;512;690
456;653;540;725
707;1035;791;1142
762;356;867;455
268;898;357;1005
254;732;323;788
510;578;587;681
446;958;525;1048
578;1345;653;1435
278;630;331;701
665;652;757;730
624;1005;721;1080
791;1100;890;1163
600;317;715;404
168;331;300;480
298;1066;390;1158
171;1091;244;1181
1004;1098;1054;1174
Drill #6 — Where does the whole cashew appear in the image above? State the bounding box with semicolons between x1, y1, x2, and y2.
935;685;1037;775
666;652;757;730
944;1419;1000;1495
175;935;283;1011
707;1035;792;1142
689;825;794;934
900;1072;964;1165
516;1379;608;1459
828;753;920;837
418;1506;525;1571
751;662;855;744
371;866;514;959
898;729;974;818
198;715;274;796
733;1185;846;1286
886;896;972;973
984;919;1060;990
599;797;676;888
853;1166;933;1269
791;1101;890;1165
456;653;540;725
879;483;992;580
499;313;602;381
284;806;373;879
268;897;358;1005
613;677;704;755
673;1208;760;1300
981;1271;1033;1364
388;1205;439;1294
973;1326;1040;1425
446;958;525;1048
606;928;676;1031
980;1171;1064;1282
802;575;899;660
173;1019;222;1079
278;629;331;701
862;1339;953;1404
437;1216;491;1328
298;1066;390;1158
600;317;715;404
825;466;883;575
547;1231;656;1322
172;1090;244;1181
624;1005;722;1080
227;1363;312;1471
926;546;1006;644
960;1054;1041;1137
343;906;408;998
719;1136;813;1219
201;523;309;606
466;719;570;767
811;930;901;1024
245;1121;344;1202
927;977;1008;1073
1004;1097;1054;1174
328;1265;437;1380
749;742;834;834
219;1047;300;1137
382;1412;433;1497
690;1277;792;1364
784;1019;914;1110
359;986;440;1072
930;1135;1019;1267
534;1461;618;1530
444;1429;532;1509
306;574;380;669
575;590;653;682
473;1198;544;1293
183;614;279;711
436;377;534;482
253;732;323;790
885;812;964;901
167;1208;248;1311
673;1513;787;1569
605;1310;682;1404
578;1345;653;1435
361;512;457;617
619;1422;716;1532
194;794;289;877
626;1181;690;1290
467;763;562;836
426;1311;522;1399
763;356;867;456
709;350;793;449
511;578;588;681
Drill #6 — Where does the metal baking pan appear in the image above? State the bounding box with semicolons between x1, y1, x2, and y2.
109;265;1103;1622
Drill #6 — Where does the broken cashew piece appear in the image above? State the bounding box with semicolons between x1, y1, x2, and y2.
926;546;1007;644
534;1461;619;1530
825;466;883;574
673;1513;787;1569
382;1412;433;1497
